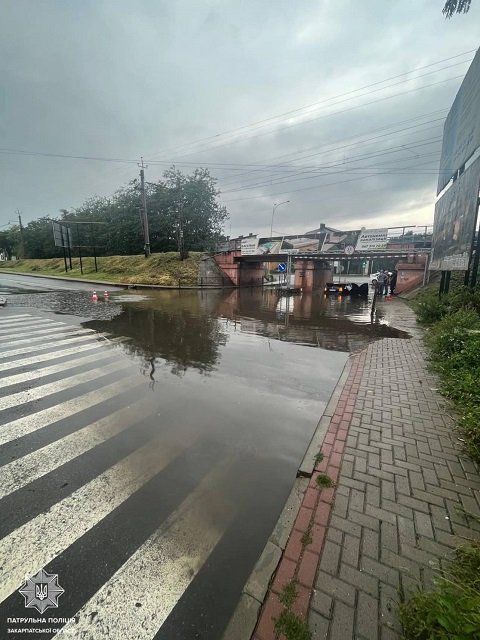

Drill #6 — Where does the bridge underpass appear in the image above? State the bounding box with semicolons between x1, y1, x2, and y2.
213;249;430;293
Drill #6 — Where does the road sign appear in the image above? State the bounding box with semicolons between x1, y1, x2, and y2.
277;262;287;272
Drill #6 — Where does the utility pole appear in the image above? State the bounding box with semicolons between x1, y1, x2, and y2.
16;210;25;258
138;157;151;257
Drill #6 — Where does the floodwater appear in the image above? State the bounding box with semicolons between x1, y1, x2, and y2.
0;282;409;639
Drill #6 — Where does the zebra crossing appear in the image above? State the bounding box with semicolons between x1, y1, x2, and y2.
0;311;246;639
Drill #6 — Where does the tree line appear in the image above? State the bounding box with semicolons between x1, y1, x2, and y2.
0;167;228;260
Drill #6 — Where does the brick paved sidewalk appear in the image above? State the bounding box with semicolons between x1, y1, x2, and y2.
253;299;480;640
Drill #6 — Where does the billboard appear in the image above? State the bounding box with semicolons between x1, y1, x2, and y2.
240;228;423;256
52;221;73;248
430;156;480;271
241;235;320;255
355;228;388;251
438;49;480;194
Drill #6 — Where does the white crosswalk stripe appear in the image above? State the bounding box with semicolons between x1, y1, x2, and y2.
0;349;111;390
0;374;139;445
0;333;105;360
0;353;123;410
0;429;197;603
0;327;94;348
0;390;154;499
0;320;65;336
0;324;84;341
0;314;34;324
58;461;237;640
0;312;235;638
0;340;102;373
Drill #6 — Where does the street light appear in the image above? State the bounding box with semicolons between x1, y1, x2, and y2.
270;200;290;238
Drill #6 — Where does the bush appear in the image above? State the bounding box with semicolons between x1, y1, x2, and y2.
400;542;480;640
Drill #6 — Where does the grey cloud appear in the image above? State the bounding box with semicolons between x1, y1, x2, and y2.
0;0;478;238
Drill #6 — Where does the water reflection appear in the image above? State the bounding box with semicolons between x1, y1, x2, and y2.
84;288;409;377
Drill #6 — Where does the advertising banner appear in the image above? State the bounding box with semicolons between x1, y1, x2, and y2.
430;156;480;271
355;228;388;251
240;236;259;255
438;49;480;194
321;229;360;253
280;236;320;253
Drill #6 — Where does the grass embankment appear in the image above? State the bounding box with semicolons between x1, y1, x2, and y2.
399;285;480;639
0;252;203;286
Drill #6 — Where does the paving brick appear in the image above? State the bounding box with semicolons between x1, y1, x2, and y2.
362;528;380;560
298;548;320;588
309;610;330;640
342;532;361;568
313;570;356;607
330;600;355;640
357;591;379;640
255;592;283;640
319;540;341;576
414;511;434;539
360;556;400;588
339;563;379;597
271;557;296;594
310;589;333;618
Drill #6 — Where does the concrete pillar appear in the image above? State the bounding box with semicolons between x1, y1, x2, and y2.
294;259;332;292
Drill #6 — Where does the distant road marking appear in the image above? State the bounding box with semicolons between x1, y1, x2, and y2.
0;350;110;390
0;334;103;360
0;357;129;412
0;374;142;446
0;341;102;373
0;388;152;499
60;461;236;640
0;431;196;603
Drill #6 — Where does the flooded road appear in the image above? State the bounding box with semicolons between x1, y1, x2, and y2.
0;281;409;639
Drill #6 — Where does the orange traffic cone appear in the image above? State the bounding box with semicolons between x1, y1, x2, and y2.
92;290;98;302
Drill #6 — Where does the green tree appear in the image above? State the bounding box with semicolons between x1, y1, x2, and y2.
443;0;472;16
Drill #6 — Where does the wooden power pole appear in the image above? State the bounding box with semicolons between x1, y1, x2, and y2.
138;158;151;257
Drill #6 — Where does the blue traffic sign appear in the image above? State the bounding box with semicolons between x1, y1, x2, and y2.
277;262;287;273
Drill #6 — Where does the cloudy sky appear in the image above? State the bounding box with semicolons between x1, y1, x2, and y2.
0;0;478;238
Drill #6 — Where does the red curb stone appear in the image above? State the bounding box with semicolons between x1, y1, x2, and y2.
298;549;319;588
292;583;311;618
256;592;283;640
330;414;342;424
329;451;342;468
314;501;331;526
309;523;326;554
333;439;345;454
324;433;335;445
294;506;313;532
327;465;340;482
322;443;333;456
336;429;348;441
309;471;320;487
315;458;328;472
284;529;304;562
271;557;297;594
319;487;335;503
303;487;318;509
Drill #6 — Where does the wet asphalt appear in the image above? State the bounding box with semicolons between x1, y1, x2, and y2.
0;274;409;639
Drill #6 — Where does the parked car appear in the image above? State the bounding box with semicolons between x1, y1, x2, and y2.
370;271;392;286
324;282;369;296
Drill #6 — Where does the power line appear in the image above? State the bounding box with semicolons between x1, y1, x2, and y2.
145;50;475;160
220;138;443;194
222;155;443;203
